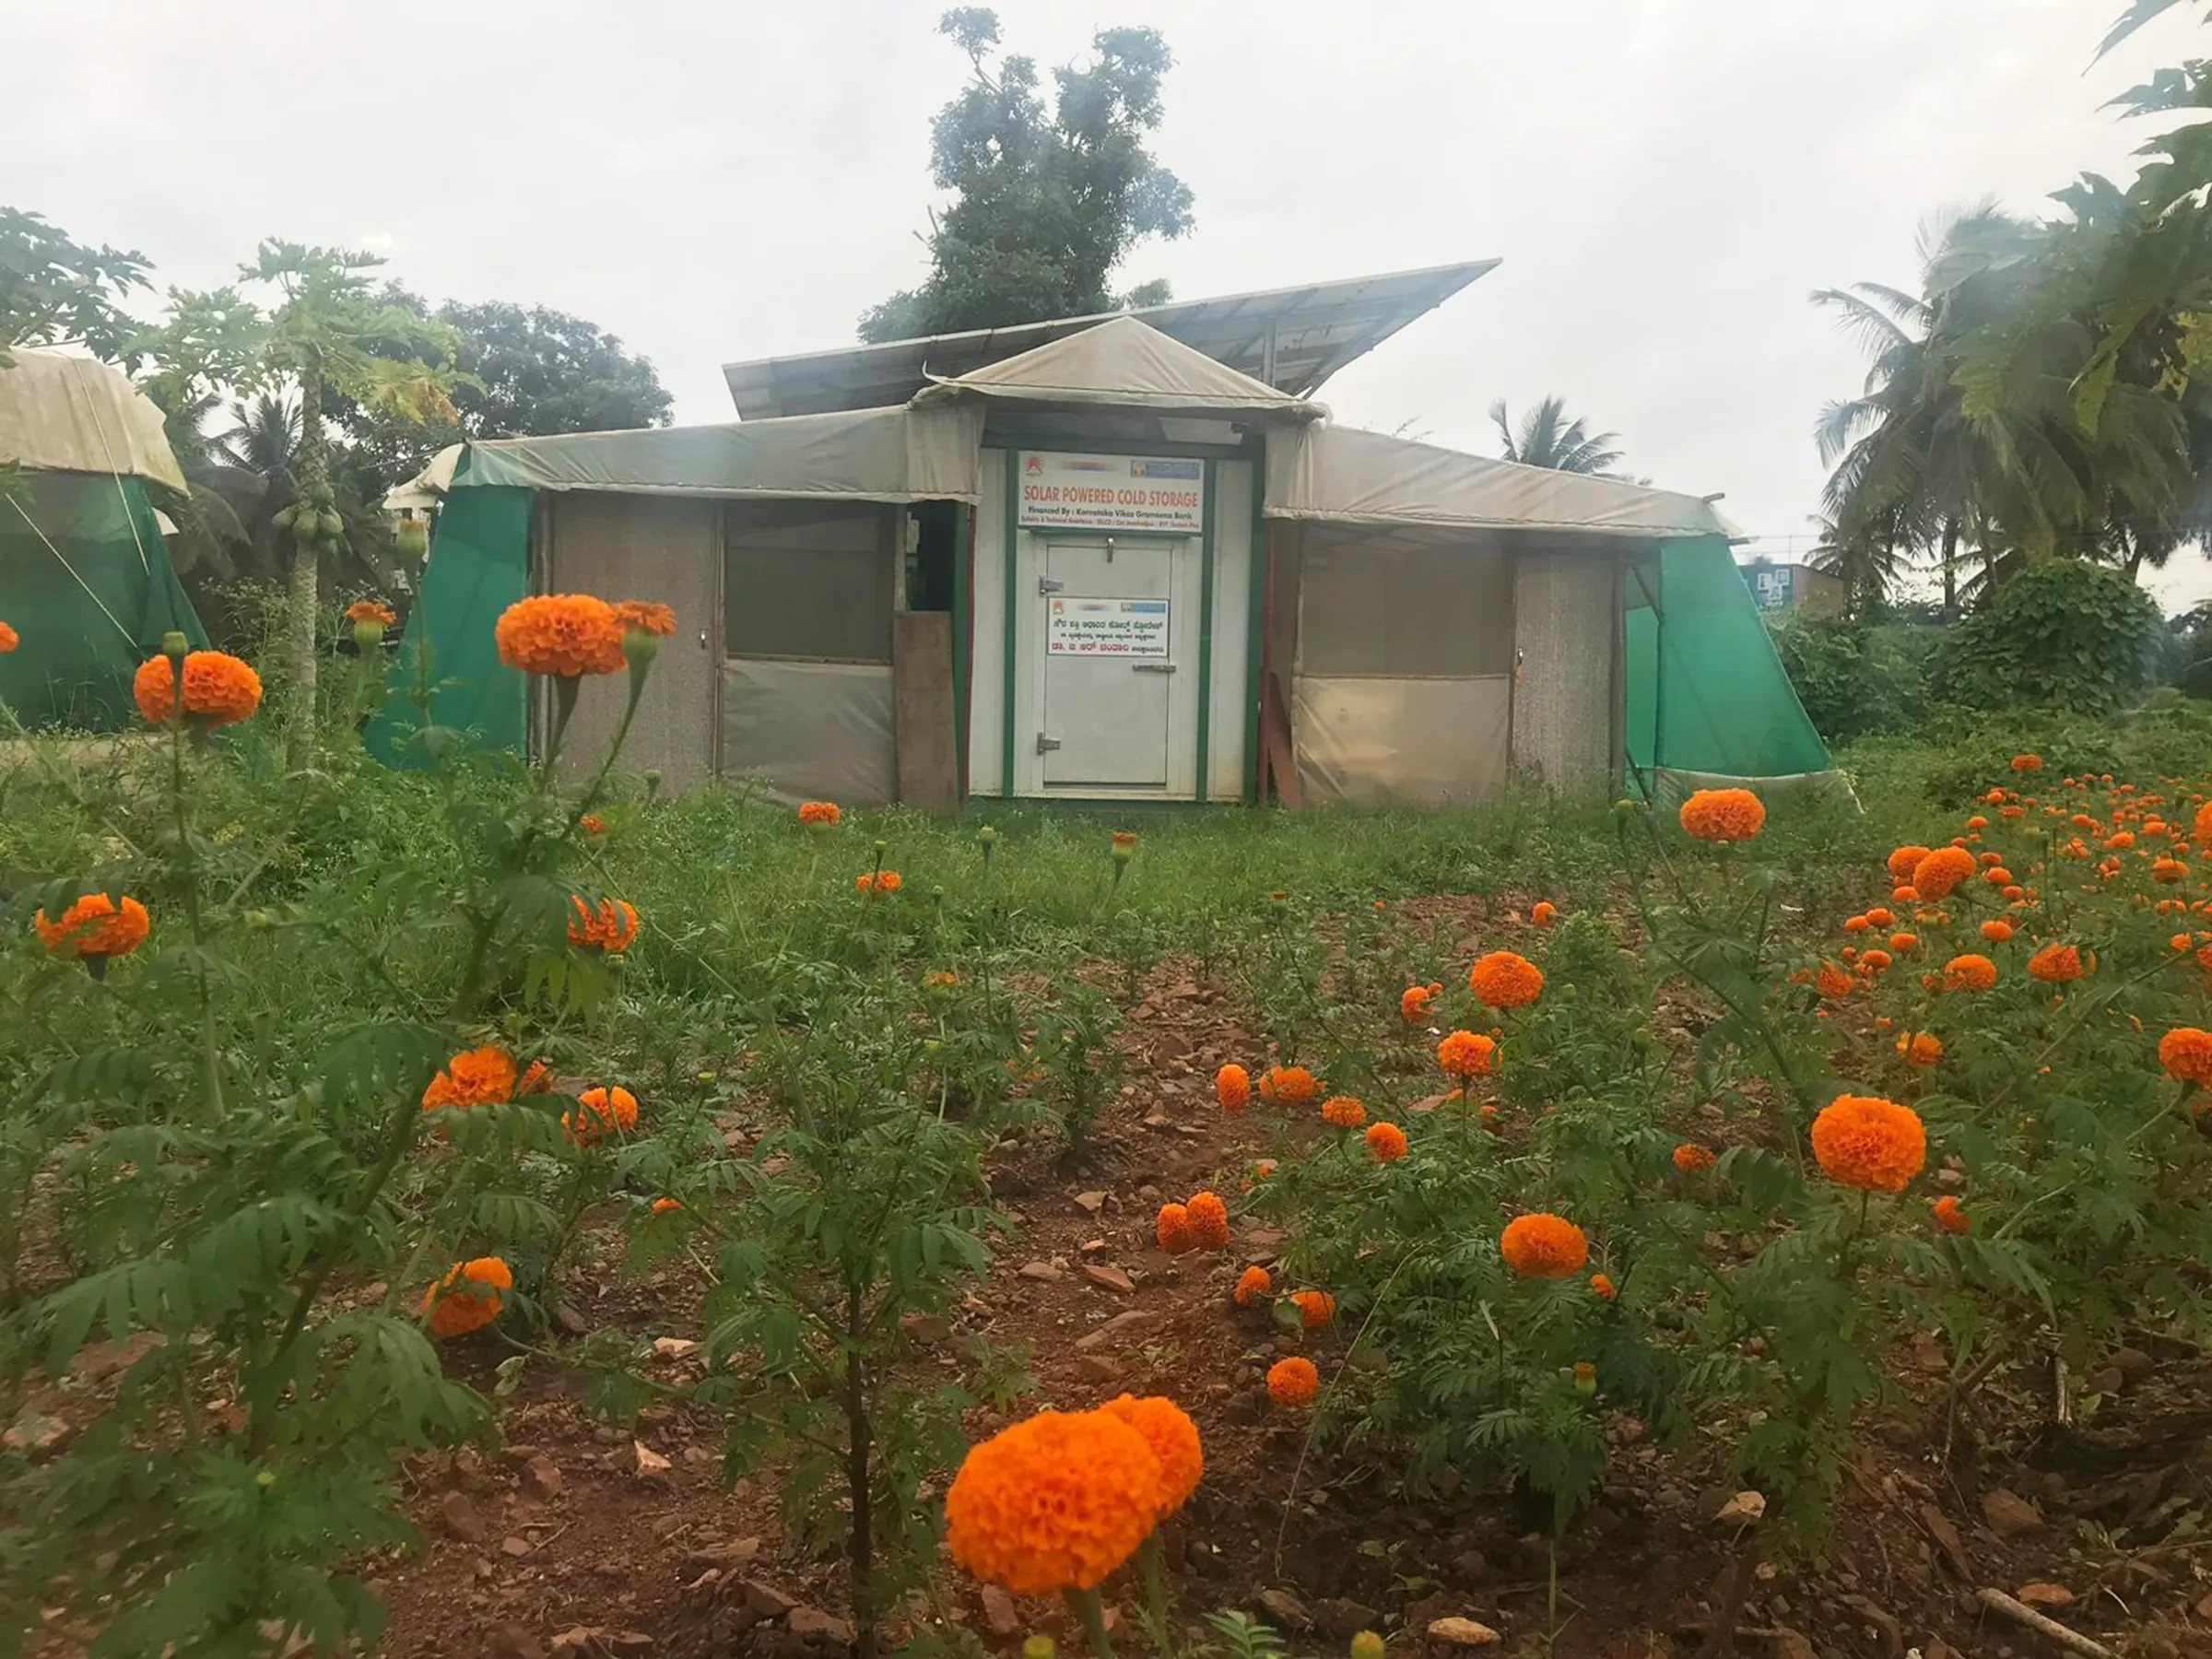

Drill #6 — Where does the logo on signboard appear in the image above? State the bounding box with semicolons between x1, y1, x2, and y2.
1025;454;1044;475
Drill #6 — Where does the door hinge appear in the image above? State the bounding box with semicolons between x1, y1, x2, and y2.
1038;576;1065;594
1035;733;1062;754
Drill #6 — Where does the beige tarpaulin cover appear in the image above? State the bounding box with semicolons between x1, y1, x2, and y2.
383;443;462;511
721;658;896;806
913;315;1324;418
410;405;983;503
1265;424;1730;538
0;348;187;492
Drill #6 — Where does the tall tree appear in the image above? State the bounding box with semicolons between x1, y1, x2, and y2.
857;8;1194;342
1488;395;1630;476
0;207;149;364
344;294;675;490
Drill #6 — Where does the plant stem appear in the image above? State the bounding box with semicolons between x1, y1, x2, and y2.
169;717;224;1118
1064;1588;1116;1659
1137;1533;1177;1659
845;1283;878;1659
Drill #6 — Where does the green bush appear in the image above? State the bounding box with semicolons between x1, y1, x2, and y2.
1926;558;2165;712
1767;615;1929;742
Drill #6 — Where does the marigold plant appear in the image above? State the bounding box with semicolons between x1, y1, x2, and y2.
2028;943;2087;983
567;895;641;951
1887;844;1932;881
798;800;842;828
1365;1121;1408;1161
1259;1065;1319;1106
1233;1265;1272;1306
1155;1202;1194;1253
1292;1289;1336;1329
1931;1195;1971;1235
1809;1095;1926;1194
494;594;626;677
1469;949;1545;1009
943;1410;1161;1595
1216;1063;1251;1112
1400;982;1441;1022
1098;1394;1203;1519
33;893;150;961
612;598;678;637
1436;1029;1496;1078
1500;1213;1589;1278
1321;1095;1368;1129
1267;1357;1320;1406
1678;786;1767;843
1911;846;1978;900
1531;900;1559;928
420;1257;514;1338
1943;953;1997;992
2159;1027;2212;1086
1897;1031;1943;1068
0;618;17;652
1590;1272;1617;1300
1672;1143;1716;1174
1184;1191;1230;1250
343;599;398;629
565;1084;639;1146
421;1046;518;1112
133;650;264;727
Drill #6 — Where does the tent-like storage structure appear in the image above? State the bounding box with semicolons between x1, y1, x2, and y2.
371;273;1831;808
0;349;208;729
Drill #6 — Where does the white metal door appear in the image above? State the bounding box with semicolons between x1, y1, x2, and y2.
1020;534;1201;796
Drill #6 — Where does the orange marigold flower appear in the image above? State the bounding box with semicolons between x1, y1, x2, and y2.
567;895;640;952
1966;815;1988;830
1437;1029;1497;1078
421;1256;513;1337
1897;1031;1943;1067
1888;845;1932;882
1260;1065;1320;1107
2011;754;2042;771
33;892;150;960
1843;914;1871;934
1266;1357;1320;1406
798;800;842;828
1233;1265;1272;1306
1981;920;2013;944
2195;801;2212;846
1365;1121;1409;1161
1400;982;1441;1022
1912;846;1978;900
1098;1394;1203;1520
1500;1213;1589;1278
2105;831;2136;852
1469;950;1544;1010
1590;1272;1617;1300
1679;786;1767;843
650;1196;685;1215
2154;857;2188;884
1531;900;1559;929
518;1059;554;1095
1185;1191;1230;1251
1321;1095;1368;1129
1292;1290;1335;1330
1932;1194;1971;1235
495;594;625;677
1672;1143;1717;1174
1858;948;1893;974
344;600;398;628
133;650;264;728
944;1409;1161;1595
1893;885;1920;903
1810;1095;1926;1193
565;1084;639;1145
1155;1203;1195;1253
1889;932;1919;954
1217;1064;1252;1112
1978;850;2003;867
612;599;677;637
1865;907;1895;928
580;813;607;837
2159;1027;2212;1086
2028;944;2086;983
422;1045;517;1112
2174;933;2196;953
1943;953;1997;992
1815;962;1854;1000
0;619;16;652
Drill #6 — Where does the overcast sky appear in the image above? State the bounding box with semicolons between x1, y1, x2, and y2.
8;0;2201;606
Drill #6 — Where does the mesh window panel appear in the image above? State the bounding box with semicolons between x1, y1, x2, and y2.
724;502;895;662
1296;532;1513;677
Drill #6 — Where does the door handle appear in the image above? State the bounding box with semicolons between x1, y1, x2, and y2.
1132;663;1177;674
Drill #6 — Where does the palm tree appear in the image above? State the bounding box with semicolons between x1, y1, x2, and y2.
1807;511;1912;617
1489;396;1629;476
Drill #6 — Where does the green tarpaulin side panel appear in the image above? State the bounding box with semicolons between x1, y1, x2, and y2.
0;471;207;729
1624;534;1831;783
367;485;532;766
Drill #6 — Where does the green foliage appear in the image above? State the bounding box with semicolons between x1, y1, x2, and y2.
858;8;1193;341
1928;557;2166;711
1768;613;1931;741
0;206;150;363
1488;395;1629;477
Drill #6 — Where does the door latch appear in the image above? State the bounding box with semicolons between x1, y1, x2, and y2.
1035;733;1062;754
1038;576;1065;595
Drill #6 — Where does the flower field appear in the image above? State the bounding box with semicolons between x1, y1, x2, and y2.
7;609;2212;1657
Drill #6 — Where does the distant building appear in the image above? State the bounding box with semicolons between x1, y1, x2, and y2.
1742;559;1844;618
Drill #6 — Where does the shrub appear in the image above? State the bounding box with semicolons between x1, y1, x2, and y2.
1768;614;1929;742
1927;558;2165;712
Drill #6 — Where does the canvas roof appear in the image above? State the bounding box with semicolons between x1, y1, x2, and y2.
431;404;982;502
1265;424;1730;541
722;262;1496;418
0;348;186;492
912;315;1322;418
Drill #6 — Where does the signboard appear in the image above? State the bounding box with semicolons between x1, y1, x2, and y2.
1046;596;1171;657
1748;565;1793;610
1018;451;1205;534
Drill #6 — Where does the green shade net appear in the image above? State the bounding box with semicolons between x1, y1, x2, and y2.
0;471;206;729
366;485;532;766
1625;534;1831;787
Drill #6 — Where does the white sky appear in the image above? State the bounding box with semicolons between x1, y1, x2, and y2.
7;0;2203;607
